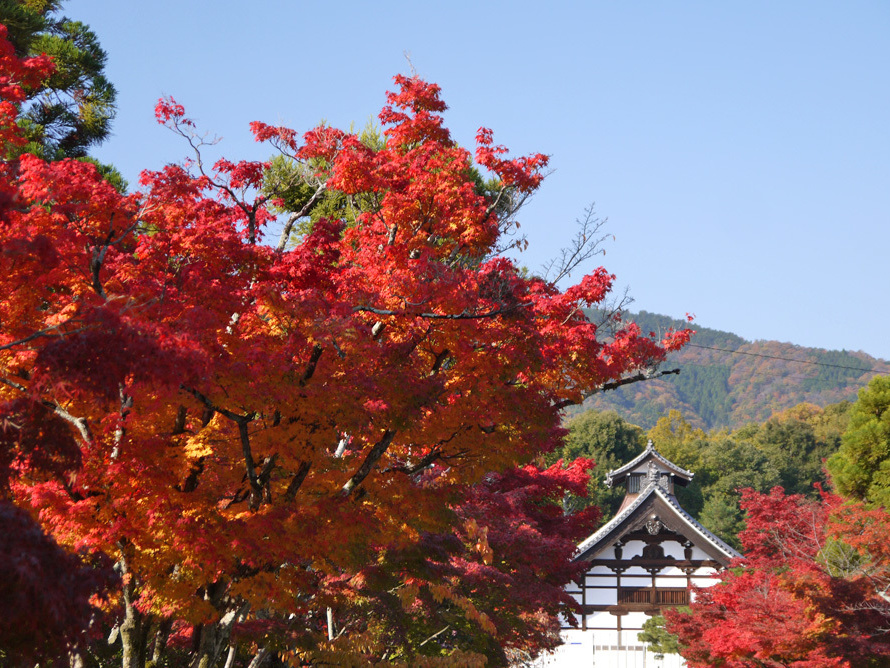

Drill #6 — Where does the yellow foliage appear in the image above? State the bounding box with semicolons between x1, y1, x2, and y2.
183;413;234;459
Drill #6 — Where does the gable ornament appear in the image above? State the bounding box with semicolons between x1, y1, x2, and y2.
645;513;664;535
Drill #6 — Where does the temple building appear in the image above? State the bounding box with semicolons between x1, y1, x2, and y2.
538;441;740;667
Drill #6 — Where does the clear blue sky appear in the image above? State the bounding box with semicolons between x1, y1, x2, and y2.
75;1;890;360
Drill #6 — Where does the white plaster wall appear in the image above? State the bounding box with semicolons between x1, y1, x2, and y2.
623;565;650;576
594;646;645;668
661;540;686;559
655;575;686;588
689;545;711;560
631;462;671;475
621;611;650;632
585;575;617;587
586;588;617;605
623;540;648;558
660;565;686;577
587;565;613;575
585;610;615;629
621;576;651;588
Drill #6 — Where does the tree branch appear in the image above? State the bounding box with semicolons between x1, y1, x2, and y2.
0;322;88;352
0;378;92;443
276;183;327;252
284;460;312;502
300;344;323;386
353;303;527;320
383;448;442;476
110;385;133;459
418;625;451;647
180;386;260;497
552;368;681;410
341;430;396;497
430;348;450;375
541;204;610;285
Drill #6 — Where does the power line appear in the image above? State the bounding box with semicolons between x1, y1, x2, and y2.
683;343;882;373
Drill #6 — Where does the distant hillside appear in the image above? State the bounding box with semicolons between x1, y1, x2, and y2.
576;311;890;430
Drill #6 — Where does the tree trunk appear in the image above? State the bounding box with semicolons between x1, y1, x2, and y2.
118;553;151;668
148;617;173;667
188;603;248;668
247;647;270;668
119;597;149;668
222;645;237;668
69;650;85;668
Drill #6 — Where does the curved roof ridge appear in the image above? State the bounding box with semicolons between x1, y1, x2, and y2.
575;484;656;554
574;482;741;562
651;486;741;559
605;439;694;486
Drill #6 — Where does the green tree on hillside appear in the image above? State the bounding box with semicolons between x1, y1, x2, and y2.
827;375;890;506
696;437;781;547
647;409;706;469
746;407;842;497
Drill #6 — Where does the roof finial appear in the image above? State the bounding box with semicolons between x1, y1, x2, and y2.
646;439;654;450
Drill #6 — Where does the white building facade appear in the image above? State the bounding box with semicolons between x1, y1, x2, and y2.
537;442;740;667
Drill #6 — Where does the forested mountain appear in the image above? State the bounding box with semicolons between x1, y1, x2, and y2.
577;311;890;430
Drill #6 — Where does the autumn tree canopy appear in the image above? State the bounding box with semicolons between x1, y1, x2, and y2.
665;487;890;668
0;25;691;667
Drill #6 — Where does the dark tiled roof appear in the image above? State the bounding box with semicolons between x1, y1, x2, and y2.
605;440;695;488
575;479;740;561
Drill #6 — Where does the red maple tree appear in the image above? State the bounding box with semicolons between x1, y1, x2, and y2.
0;26;116;665
666;487;890;668
1;25;690;666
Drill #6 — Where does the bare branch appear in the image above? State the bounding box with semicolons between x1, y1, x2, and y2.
333;435;349;459
430;348;450;375
247;646;271;668
110;386;133;459
276;183;327;252
382;428;470;476
418;625;451;647
0;323;88;352
383;448;443;476
0;376;95;445
553;368;681;410
586;287;635;338
89;227;114;299
172;405;188;435
8;383;93;448
49;401;94;445
89;214;141;299
541;204;611;285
